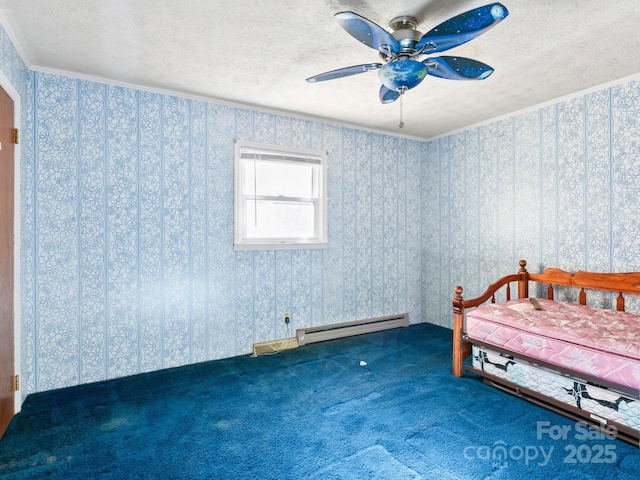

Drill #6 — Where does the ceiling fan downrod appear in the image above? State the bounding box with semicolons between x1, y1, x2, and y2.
388;15;422;56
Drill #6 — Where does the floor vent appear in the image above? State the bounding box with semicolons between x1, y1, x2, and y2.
252;337;298;357
296;313;409;346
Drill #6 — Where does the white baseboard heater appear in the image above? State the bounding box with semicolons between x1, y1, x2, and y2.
296;313;409;346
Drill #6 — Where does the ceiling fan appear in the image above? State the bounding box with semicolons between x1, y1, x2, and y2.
306;2;509;104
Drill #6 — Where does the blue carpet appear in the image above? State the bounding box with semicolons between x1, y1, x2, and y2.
0;323;638;479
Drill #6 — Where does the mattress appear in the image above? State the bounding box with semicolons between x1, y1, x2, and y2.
465;299;640;391
472;345;640;433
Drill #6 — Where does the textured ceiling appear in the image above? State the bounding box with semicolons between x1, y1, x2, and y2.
2;0;640;140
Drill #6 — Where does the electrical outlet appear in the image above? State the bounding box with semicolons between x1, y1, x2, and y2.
283;310;290;324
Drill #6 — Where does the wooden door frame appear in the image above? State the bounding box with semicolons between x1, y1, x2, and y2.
0;70;21;415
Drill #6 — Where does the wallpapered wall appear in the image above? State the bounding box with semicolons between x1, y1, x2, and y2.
21;72;424;393
421;80;640;327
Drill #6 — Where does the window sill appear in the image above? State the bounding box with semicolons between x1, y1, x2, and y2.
233;241;328;251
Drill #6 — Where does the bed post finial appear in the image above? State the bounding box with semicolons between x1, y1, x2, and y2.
453;286;464;314
518;260;529;299
452;285;469;377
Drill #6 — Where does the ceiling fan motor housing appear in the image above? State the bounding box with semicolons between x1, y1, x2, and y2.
388;16;422;54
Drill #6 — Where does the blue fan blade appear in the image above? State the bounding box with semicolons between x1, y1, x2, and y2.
416;3;508;54
379;85;400;104
306;63;382;83
335;11;399;54
424;56;494;80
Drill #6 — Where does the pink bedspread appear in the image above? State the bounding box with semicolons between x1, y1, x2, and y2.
465;299;640;391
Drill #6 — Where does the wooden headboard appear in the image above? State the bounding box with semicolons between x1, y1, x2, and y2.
528;266;640;312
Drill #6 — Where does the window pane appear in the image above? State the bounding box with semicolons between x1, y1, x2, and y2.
243;159;315;198
246;200;315;239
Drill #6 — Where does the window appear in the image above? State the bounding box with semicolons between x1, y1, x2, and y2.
234;140;328;250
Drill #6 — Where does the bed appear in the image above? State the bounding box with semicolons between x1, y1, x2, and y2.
452;260;640;446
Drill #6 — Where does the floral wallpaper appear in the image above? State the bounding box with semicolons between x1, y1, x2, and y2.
2;23;640;396
422;80;640;327
23;72;424;393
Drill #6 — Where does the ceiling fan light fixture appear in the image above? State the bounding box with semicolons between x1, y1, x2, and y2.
378;59;427;91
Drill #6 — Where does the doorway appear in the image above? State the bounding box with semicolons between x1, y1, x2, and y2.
0;84;15;438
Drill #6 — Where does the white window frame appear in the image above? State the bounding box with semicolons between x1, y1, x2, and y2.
233;140;328;250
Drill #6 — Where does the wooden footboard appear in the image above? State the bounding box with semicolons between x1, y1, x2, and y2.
452;260;528;377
